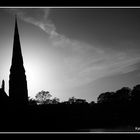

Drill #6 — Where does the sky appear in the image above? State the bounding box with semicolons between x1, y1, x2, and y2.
0;7;140;102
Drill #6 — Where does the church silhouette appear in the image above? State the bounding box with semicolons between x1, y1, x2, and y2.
0;18;28;107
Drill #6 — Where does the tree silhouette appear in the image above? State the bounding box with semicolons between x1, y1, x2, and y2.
68;96;77;104
114;87;131;104
97;87;131;105
67;96;87;104
97;91;115;104
131;84;140;103
51;97;60;104
130;84;140;122
28;97;37;106
75;99;87;104
35;90;52;104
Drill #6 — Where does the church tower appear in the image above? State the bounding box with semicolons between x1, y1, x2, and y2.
9;18;28;106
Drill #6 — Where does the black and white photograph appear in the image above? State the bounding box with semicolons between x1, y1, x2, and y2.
0;7;140;133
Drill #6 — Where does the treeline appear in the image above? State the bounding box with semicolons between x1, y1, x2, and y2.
23;84;140;131
1;84;140;131
28;84;140;106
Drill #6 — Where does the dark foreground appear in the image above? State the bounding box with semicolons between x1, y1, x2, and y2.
0;102;139;132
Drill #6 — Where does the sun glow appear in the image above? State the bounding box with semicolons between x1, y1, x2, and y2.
24;59;41;97
24;55;53;98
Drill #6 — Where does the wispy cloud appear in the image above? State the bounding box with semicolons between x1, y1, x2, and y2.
6;8;60;38
61;47;140;88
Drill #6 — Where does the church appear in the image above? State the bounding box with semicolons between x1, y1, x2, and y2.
0;18;28;106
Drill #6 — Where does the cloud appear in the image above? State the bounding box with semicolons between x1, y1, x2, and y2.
56;44;140;89
6;8;140;89
6;8;68;46
6;8;60;38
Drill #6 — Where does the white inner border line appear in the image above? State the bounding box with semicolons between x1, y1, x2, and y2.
0;6;140;8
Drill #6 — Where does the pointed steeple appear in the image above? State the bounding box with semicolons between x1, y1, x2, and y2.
9;18;28;106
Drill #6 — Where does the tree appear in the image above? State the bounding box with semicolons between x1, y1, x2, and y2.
97;92;115;104
130;85;140;122
35;90;52;104
68;96;88;104
114;87;131;104
68;96;77;104
75;99;87;104
52;97;60;104
97;87;131;105
28;97;37;105
90;101;95;105
131;84;140;103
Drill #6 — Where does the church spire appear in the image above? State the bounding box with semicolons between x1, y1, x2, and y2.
10;17;24;70
9;17;28;106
